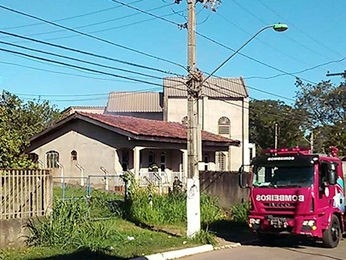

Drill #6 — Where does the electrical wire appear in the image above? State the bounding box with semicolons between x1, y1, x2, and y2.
0;4;186;70
0;0;145;30
196;31;316;85
0;30;184;77
257;0;343;58
12;3;176;39
0;40;169;81
0;46;164;87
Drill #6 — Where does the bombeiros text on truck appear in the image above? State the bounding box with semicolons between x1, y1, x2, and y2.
239;146;345;248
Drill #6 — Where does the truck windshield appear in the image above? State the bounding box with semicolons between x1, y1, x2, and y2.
253;166;314;188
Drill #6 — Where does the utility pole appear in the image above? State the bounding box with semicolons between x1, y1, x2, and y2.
310;131;314;152
274;123;278;149
186;0;202;238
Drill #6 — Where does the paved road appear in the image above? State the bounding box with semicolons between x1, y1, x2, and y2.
182;238;346;260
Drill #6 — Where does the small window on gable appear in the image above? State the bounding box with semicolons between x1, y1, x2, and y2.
181;116;188;125
218;116;230;135
46;150;59;168
71;150;77;161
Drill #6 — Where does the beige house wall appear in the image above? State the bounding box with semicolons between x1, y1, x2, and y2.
31;131;122;187
166;97;251;171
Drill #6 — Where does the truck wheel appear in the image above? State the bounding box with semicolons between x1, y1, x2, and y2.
322;215;341;248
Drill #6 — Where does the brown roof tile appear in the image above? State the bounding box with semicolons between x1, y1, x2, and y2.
78;112;239;144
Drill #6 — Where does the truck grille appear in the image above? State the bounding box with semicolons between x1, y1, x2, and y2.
263;202;296;213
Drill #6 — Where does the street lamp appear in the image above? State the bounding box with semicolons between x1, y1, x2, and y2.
186;19;288;238
202;23;288;84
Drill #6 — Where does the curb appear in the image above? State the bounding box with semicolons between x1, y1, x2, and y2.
132;244;214;260
132;242;242;260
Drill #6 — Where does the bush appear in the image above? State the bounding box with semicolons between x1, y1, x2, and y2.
230;202;249;223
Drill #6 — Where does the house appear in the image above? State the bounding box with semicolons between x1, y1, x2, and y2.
63;77;255;171
27;112;240;188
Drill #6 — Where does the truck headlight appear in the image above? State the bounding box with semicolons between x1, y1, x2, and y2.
302;220;317;230
249;218;260;228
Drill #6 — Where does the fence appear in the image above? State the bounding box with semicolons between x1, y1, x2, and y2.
0;169;53;220
52;171;186;199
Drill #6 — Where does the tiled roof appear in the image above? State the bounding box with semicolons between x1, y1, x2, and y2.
163;77;248;98
106;92;162;112
78;112;239;145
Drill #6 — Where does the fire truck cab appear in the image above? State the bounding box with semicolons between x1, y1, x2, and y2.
240;147;345;248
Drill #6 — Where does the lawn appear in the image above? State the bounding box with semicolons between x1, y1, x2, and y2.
0;182;249;259
0;185;206;260
0;217;200;260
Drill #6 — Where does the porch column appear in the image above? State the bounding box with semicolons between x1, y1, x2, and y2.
133;146;144;180
228;146;232;171
180;149;188;182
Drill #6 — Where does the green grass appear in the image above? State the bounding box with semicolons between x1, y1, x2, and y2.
1;218;200;260
0;184;232;259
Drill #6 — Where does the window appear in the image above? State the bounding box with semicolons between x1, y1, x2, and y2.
71;150;77;160
28;153;38;163
46;150;59;168
218;116;230;135
216;152;226;171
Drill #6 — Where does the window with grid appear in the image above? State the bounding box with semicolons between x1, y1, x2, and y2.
216;152;226;171
218;116;230;135
46;150;59;168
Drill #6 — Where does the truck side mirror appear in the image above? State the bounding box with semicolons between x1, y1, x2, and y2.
239;172;250;188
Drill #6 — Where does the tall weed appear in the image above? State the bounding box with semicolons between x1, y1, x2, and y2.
230;202;249;223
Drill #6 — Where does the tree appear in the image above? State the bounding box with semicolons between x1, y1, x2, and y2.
249;99;308;154
0;91;61;168
295;79;345;155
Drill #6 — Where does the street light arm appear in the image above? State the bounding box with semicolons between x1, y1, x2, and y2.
201;23;288;85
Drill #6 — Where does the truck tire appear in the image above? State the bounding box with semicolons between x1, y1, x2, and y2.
322;215;341;248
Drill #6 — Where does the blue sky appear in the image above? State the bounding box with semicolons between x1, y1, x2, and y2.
0;0;345;110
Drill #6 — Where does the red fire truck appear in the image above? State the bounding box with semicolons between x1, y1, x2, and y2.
240;147;345;247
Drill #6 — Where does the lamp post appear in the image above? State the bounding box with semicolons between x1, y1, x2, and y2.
186;11;288;238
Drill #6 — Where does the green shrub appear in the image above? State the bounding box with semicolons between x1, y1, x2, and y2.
230;202;249;223
27;198;89;248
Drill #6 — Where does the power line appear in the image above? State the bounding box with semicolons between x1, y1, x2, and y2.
111;0;182;27
0;40;169;81
0;46;164;87
0;0;145;30
0;30;183;77
257;0;343;58
0;4;186;70
196;31;316;85
245;57;346;80
0;61;145;83
10;3;176;40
